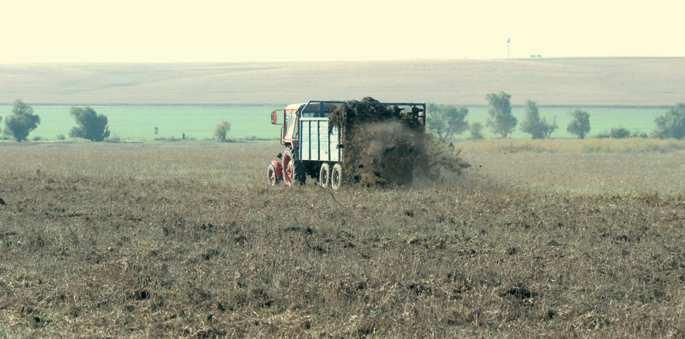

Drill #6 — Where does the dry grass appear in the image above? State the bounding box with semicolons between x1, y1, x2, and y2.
459;138;685;154
0;141;684;338
460;139;685;194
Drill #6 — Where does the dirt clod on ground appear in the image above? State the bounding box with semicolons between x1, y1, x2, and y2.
502;286;538;299
329;97;470;186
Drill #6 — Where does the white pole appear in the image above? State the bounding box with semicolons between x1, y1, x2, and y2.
506;37;511;58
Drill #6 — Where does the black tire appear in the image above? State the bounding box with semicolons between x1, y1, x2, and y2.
331;163;343;190
319;163;330;188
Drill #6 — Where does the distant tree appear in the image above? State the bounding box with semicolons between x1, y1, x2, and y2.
653;103;685;139
519;100;557;139
214;121;231;142
4;100;40;142
69;107;110;141
567;109;591;139
608;127;631;139
469;122;485;140
485;92;517;138
428;104;469;140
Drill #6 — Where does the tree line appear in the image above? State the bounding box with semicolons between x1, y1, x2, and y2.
3;97;684;142
0;100;234;143
428;92;685;140
0;100;111;142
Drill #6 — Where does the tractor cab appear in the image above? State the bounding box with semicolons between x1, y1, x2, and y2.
271;101;345;147
271;103;302;146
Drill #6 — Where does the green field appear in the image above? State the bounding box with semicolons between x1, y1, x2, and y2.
0;104;282;141
0;104;668;141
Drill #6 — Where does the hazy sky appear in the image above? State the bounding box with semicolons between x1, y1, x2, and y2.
1;0;683;63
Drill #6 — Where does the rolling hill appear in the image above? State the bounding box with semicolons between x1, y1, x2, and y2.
0;58;683;105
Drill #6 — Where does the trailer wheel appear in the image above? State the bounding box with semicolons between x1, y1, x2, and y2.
319;163;330;188
331;163;343;190
282;149;294;187
267;163;278;186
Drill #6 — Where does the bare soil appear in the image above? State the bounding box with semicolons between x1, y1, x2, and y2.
0;142;683;338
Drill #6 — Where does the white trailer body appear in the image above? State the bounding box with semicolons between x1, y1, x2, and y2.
298;117;342;163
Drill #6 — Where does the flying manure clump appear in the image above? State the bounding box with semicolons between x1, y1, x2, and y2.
329;97;470;187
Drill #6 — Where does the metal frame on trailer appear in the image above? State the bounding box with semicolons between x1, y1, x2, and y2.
296;100;427;163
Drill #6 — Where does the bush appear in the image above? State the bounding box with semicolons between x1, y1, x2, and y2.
519;100;557;139
609;127;631;139
4;100;40;142
428;104;469;140
653;103;685;139
56;134;66;140
597;128;646;139
469;122;484;140
214;121;231;142
69;107;110;141
567;109;591;139
485;92;517;138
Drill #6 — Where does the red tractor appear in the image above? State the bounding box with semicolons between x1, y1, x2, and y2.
267;100;426;190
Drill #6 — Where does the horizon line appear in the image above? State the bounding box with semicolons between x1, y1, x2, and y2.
1;55;684;65
0;102;674;109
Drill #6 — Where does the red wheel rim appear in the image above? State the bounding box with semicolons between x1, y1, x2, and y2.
282;150;294;186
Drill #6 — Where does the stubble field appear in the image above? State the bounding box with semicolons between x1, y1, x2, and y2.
0;140;684;338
